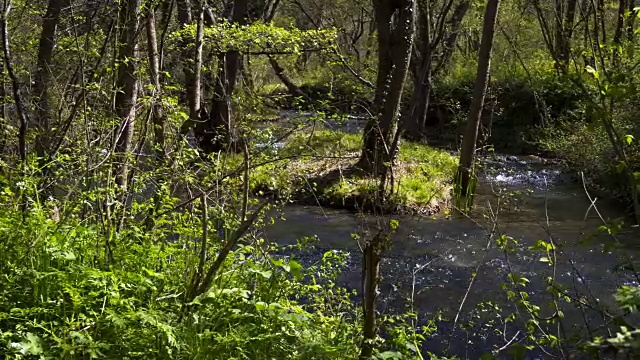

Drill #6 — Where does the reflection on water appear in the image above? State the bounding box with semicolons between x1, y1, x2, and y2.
259;154;640;359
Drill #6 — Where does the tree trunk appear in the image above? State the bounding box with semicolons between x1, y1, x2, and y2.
359;232;385;360
556;0;577;70
434;0;471;75
33;0;63;161
614;0;628;45
176;0;205;137
114;0;140;190
401;0;471;139
454;0;500;207
628;0;636;43
2;0;28;166
400;0;431;140
357;0;416;175
146;8;166;159
197;0;248;154
268;56;310;101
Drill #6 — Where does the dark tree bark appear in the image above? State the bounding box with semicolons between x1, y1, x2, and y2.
556;0;577;70
197;0;248;153
357;0;416;176
113;0;141;190
33;0;64;161
614;0;628;46
359;230;388;360
454;0;500;206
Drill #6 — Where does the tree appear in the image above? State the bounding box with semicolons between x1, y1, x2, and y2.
146;5;167;159
33;0;64;162
195;0;283;153
454;0;501;207
176;0;204;137
113;0;141;191
400;0;471;139
357;0;416;176
531;0;578;72
196;0;249;153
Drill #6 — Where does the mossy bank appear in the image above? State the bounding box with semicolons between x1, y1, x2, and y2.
245;129;458;215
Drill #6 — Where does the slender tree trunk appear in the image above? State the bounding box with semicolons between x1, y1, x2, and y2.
176;0;203;135
553;0;564;61
1;0;28;166
146;8;166;158
557;0;577;70
400;0;431;140
357;0;416;176
359;232;385;360
114;0;140;190
0;70;5;154
145;7;167;230
33;0;63;161
628;0;636;43
434;0;471;75
454;0;501;206
268;56;310;101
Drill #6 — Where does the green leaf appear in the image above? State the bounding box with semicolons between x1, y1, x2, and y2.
585;65;599;79
377;351;403;359
625;135;635;145
18;333;44;356
288;260;303;279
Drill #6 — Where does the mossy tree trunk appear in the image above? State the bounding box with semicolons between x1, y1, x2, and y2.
357;0;416;176
454;0;500;207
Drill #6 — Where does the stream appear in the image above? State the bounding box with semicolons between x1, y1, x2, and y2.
257;148;639;358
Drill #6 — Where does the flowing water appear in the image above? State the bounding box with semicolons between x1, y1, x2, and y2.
258;152;640;359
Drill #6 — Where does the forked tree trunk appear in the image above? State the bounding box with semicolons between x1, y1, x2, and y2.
434;0;471;75
114;0;140;190
357;0;416;175
197;0;247;153
33;0;63;161
401;0;471;139
454;0;500;207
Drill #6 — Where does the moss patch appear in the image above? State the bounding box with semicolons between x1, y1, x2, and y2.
250;130;458;215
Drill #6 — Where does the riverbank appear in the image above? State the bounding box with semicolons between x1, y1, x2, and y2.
249;130;458;215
